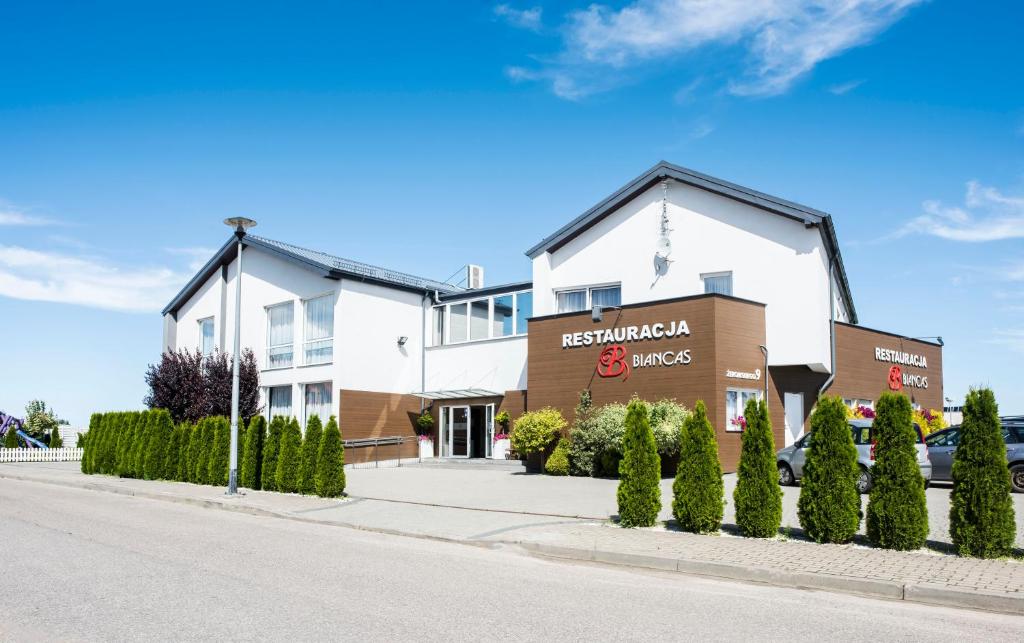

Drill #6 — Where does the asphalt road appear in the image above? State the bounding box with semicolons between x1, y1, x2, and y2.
1;478;1020;642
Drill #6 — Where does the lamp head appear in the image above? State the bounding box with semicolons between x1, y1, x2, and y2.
397;336;409;347
224;217;257;238
591;305;603;323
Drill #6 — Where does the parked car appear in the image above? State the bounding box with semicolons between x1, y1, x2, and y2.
925;416;1024;493
776;418;931;493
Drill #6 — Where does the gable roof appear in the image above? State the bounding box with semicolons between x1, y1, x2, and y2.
162;234;460;317
524;160;858;323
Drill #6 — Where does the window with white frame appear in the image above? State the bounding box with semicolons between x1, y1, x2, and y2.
266;302;294;369
702;271;733;296
199;317;215;356
515;291;532;335
843;398;874;411
431;290;532;346
303;295;334;365
432;305;446;346
726;387;762;432
469;299;489;341
303;382;332;427
268;385;293;420
556;285;621;314
493;294;514;337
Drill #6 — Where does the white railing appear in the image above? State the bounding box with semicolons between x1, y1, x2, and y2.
0;448;84;463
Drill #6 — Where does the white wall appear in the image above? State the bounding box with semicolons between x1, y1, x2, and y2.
424;336;528;392
532;181;835;371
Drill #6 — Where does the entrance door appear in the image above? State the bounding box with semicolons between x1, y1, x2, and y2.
485;403;495;459
449;406;470;458
784;393;804;447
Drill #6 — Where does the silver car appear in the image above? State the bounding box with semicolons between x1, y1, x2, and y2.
776;419;932;493
925;417;1024;493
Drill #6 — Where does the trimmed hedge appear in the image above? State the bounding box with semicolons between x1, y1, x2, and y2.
797;396;861;544
315;416;346;498
672;400;723;534
544;438;570;476
143;410;172;480
617;399;661;528
241;416;266;490
208;417;231;486
866;392;929;550
298;415;323;495
733;398;782;538
275;417;302;493
950;388;1016;558
186;421;203;483
261;416;285;492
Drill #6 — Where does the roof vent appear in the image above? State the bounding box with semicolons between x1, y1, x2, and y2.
467;265;484;289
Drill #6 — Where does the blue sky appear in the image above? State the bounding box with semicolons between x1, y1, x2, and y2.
1;0;1021;426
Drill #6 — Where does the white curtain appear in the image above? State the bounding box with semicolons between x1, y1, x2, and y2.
304;382;332;428
200;319;215;356
304;296;334;364
449;302;468;342
267;303;293;368
269;386;293;420
557;290;586;313
704;274;733;296
591;286;621;309
470;300;489;340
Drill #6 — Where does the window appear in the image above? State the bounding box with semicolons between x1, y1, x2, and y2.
199;317;214;356
843;398;874;411
432;306;445;346
303;295;334;365
514;291;532;336
268;385;293;420
702;272;733;296
493;294;514;337
266;302;294;369
449;302;468;343
304;382;332;427
726;388;762;431
556;285;620;313
927;429;960;447
470;299;489;341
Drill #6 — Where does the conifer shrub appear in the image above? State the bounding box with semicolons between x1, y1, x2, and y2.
50;427;63;449
733;398;782;538
143;410;172;480
194;418;213;485
164;423;182;481
96;414;113;474
672;400;723;533
949;388;1016;558
176;424;193;481
297;415;322;495
797;396;861;543
617;399;661;528
208;417;231;486
82;413;101;473
275;418;302;493
544;438;570;476
241;416;266;490
315;416;346;498
261;416;285;492
115;413;136;477
132;411;151;479
4;424;21;449
186;421;202;483
866;392;929;550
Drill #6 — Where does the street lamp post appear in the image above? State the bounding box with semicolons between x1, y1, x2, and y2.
224;216;257;496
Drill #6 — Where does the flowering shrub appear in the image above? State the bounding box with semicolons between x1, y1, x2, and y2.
845;404;876;420
912;407;946;436
492;432;510;442
568;397;688;477
730;416;747;430
417;433;433;442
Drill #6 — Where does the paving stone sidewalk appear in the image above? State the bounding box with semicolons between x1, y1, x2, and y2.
3;462;1022;615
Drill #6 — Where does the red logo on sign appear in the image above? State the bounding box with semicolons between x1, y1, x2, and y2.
596;344;630;381
888;365;903;391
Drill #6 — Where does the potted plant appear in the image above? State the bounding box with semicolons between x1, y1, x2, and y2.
492;410;511;459
416;411;434;459
510;408;566;472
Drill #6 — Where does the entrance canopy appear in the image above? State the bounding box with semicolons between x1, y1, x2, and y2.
412;388;501;401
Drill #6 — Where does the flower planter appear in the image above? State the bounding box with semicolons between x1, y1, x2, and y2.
418;438;434;459
491;438;510;460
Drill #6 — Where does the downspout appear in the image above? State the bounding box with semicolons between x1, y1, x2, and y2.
819;257;837;397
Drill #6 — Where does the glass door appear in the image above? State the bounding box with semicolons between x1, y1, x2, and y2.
440;406;450;457
485;404;495;458
450;406;470;458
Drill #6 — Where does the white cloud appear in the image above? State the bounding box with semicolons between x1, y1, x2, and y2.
165;246;217;272
0;207;55;226
902;181;1024;242
990;329;1024;354
689;118;715;140
828;79;866;95
494;4;543;31
0;245;192;313
505;0;922;99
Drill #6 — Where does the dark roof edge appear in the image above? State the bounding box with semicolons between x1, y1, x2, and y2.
437;280;533;302
836;320;941;347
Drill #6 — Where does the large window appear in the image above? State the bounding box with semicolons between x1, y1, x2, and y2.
304;382;332;427
726;388;762;432
515;291;532;336
432;306;446;346
268;385;293;420
432;289;532;346
702;272;733;296
449;302;468;344
303;295;334;365
556;285;621;313
199;317;215;356
469;299;489;341
266;302;294;369
493;294;514;337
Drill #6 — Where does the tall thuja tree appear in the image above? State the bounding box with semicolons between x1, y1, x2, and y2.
131;412;152;479
241;416;266;490
4;424;21;448
164;423;184;481
276;418;302;493
617;399;661;528
82;413;102;473
194;418;214;485
176;424;193;481
672;400;723;533
144;410;173;480
208;417;231;486
315;416;346;498
186;421;203;483
733;398;782;538
798;397;861;543
49;427;64;449
115;413;136;477
950;388;1016;558
97;414;115;474
866;393;929;550
298;415;323;495
261;416;285;492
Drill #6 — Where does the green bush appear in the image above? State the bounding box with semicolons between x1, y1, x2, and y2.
261;416;285;492
298;415;323;495
950;388;1016;558
510;408;565;456
315;416;346;498
193;418;214;485
82;413;101;473
115;413;135;477
185;421;203;483
176;423;193;481
733;398;782;538
5;424;21;448
545;438;570;476
97;414;116;474
616;399;661;528
143;410;172;480
241;416;266;490
76;432;84;448
164;422;183;481
132;411;151;479
49;427;63;449
672;400;723;534
797;396;861;543
208;417;231;486
275;417;302;493
866;392;929;550
568;397;688;477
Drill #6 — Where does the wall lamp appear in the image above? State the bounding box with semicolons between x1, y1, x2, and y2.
397;336;408;347
911;336;944;346
592;305;622;323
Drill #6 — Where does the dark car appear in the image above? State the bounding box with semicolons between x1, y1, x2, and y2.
925;416;1024;493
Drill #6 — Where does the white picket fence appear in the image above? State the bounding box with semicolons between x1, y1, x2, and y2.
0;447;83;463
